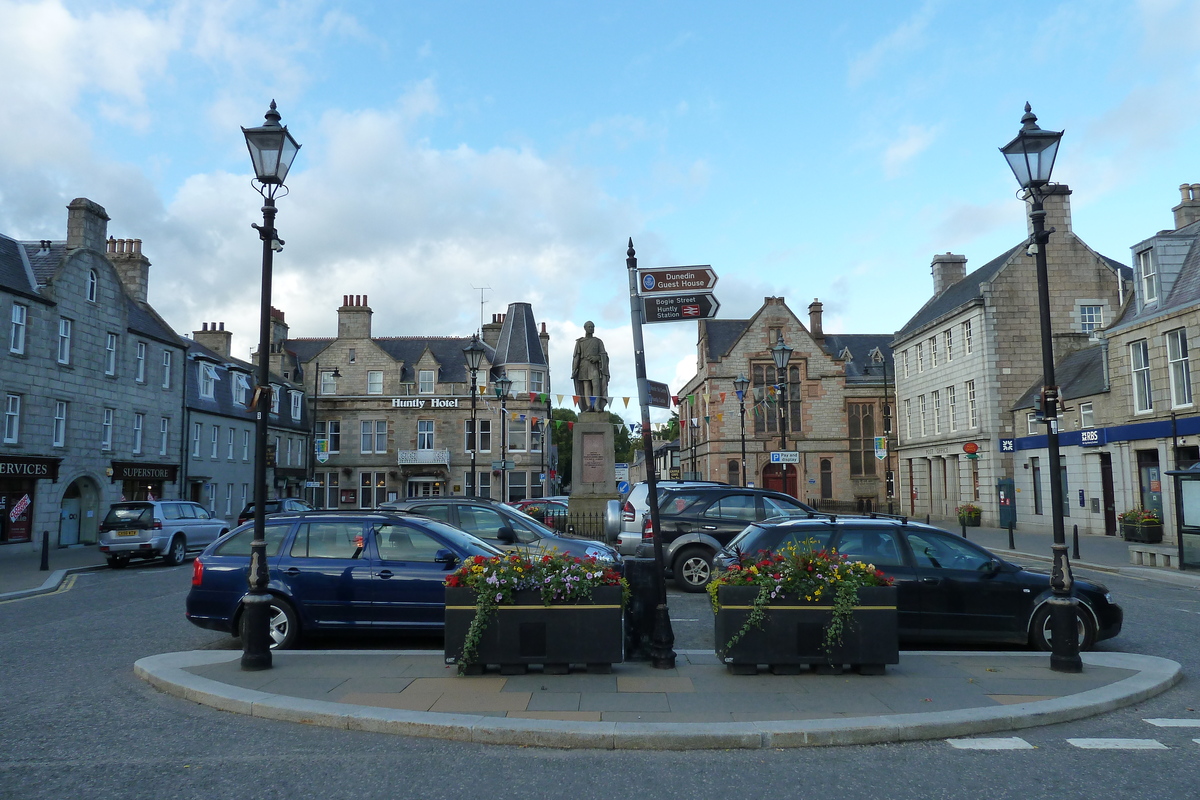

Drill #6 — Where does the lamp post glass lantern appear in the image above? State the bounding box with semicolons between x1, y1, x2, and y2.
734;373;750;487
241;100;301;671
999;103;1080;673
496;372;512;502
463;335;486;497
771;334;793;451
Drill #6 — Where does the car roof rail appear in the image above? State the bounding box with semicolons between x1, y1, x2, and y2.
803;510;838;521
867;511;909;524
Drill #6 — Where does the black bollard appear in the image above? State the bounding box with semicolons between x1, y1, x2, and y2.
961;521;968;539
1007;521;1015;550
622;558;658;661
39;530;49;571
925;514;930;526
1072;524;1080;561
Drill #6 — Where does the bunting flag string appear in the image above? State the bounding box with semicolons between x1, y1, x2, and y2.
719;392;726;404
557;394;565;405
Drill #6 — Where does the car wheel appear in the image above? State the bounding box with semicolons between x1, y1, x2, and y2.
164;535;187;566
1030;604;1096;651
673;547;713;593
107;555;129;569
241;598;300;650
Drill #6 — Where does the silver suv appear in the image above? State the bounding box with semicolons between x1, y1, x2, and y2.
616;480;725;555
99;500;230;568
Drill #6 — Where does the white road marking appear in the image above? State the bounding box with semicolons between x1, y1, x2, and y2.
1067;739;1168;749
947;737;1034;750
1144;718;1200;727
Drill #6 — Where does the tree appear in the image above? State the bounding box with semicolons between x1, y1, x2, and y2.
656;412;679;442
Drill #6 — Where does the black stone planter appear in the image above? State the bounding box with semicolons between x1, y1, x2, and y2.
958;516;982;527
713;585;899;675
1121;521;1163;544
444;586;624;674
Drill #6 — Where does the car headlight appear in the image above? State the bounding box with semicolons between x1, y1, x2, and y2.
1104;592;1115;605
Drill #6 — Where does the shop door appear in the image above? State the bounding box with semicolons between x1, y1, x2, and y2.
60;497;81;546
1136;450;1164;520
1099;453;1117;536
761;464;796;497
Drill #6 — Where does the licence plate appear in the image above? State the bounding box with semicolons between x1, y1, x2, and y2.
116;529;140;537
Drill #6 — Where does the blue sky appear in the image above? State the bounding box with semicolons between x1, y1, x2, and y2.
3;0;1200;424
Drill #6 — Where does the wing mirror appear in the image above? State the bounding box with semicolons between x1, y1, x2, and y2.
497;527;517;544
981;558;1002;576
434;549;458;570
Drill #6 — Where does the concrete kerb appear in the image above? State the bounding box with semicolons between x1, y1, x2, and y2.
133;650;1183;750
0;564;108;601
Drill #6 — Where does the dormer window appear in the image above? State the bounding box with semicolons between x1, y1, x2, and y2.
840;347;853;362
418;369;435;394
1138;249;1158;303
199;363;218;399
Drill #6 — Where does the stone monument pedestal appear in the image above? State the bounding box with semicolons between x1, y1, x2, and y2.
568;411;618;521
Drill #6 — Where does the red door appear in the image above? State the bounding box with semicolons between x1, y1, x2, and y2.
762;464;797;497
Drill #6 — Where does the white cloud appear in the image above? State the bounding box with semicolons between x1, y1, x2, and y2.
847;2;938;88
882;124;938;179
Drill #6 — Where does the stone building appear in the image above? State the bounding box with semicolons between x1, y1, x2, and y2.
1009;184;1200;545
676;296;895;507
0;199;187;553
182;321;311;523
282;297;552;506
892;185;1131;527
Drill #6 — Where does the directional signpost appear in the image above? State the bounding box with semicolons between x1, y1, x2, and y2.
642;293;721;323
646;379;671;409
638;266;718;294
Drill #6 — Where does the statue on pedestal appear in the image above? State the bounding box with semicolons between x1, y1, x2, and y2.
571;321;609;413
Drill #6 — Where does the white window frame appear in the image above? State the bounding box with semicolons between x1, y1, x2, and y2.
1132;339;1153;413
966;380;978;428
162;351;172;389
931;390;941;435
1138;249;1157;303
105;333;118;375
160;418;169;456
467;418;492;453
508;369;528;396
902;349;910;379
943;329;953;362
242;430;250;461
199;363;217;399
4;394;19;443
211;426;219;458
903;398;912;440
320;370;338;395
508;417;529;452
227;427;235;460
361;420;387;454
233;373;250;406
270;385;280;414
915;343;924;373
1166;328;1192;408
133;413;144;454
530;370;545;394
1080;402;1094;429
101;408;114;451
192;422;202;457
53;401;67;448
135;342;146;382
57;318;72;364
418;370;435;394
87;269;98;302
291;391;302;421
918;395;927;436
367;371;383;395
417;419;435;450
10;303;26;354
1079;305;1103;334
929;337;938;368
1027;412;1039;435
947;386;957;432
963;320;974;355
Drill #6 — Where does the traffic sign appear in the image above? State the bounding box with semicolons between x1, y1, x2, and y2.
638;266;718;294
770;451;800;464
491;460;515;470
642;293;720;323
646;379;671;408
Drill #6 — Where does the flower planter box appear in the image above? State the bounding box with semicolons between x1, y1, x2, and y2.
713;585;899;675
1121;521;1163;544
444;586;624;675
958;516;982;527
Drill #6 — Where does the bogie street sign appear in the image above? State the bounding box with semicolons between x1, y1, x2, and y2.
642;293;720;323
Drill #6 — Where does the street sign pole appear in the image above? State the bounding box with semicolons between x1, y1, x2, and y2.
626;238;676;670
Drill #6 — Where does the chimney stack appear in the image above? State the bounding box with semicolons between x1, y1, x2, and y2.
106;237;151;303
66;198;109;253
808;298;824;341
1173;183;1200;229
482;312;504;350
336;294;372;340
193;321;233;357
931;253;967;296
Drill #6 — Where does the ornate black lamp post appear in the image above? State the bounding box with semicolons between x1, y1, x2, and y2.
734;373;750;487
689;418;700;479
310;362;340;507
999;103;1080;673
771;334;793;453
241;100;300;671
496;372;512;502
463;335;486;497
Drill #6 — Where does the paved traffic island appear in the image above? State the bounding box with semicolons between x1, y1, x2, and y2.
134;649;1180;750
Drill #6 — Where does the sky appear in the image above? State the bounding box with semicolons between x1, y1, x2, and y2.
3;0;1200;426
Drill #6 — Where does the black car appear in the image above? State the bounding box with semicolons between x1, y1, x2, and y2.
634;486;815;592
378;497;621;565
715;515;1123;650
237;498;315;526
186;510;503;649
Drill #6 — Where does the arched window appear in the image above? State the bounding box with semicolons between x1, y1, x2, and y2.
87;270;98;302
727;459;739;486
820;458;833;500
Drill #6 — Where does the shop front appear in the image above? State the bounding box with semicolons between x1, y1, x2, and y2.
0;456;60;544
111;461;178;502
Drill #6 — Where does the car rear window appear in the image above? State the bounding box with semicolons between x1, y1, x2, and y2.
103;505;153;526
213;523;290;557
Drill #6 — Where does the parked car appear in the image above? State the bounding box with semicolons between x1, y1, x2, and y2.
617;480;726;555
714;515;1123;650
99;500;230;568
185;511;503;649
378;497;620;564
237;498;315;526
633;486;815;591
511;498;569;530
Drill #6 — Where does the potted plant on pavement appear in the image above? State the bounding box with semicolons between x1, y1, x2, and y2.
956;503;983;527
1118;507;1163;544
707;540;897;675
444;551;628;675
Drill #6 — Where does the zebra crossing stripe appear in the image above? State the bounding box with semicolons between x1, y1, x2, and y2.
1144;718;1200;727
947;737;1034;750
1066;739;1168;749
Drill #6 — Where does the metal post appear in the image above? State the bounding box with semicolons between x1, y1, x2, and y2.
961;520;967;539
1008;520;1016;550
500;393;508;503
469;371;478;497
1029;193;1082;673
242;196;277;671
1072;523;1080;561
626;238;675;669
39;530;49;571
738;394;747;487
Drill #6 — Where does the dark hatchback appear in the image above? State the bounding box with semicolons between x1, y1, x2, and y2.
185;511;502;649
715;515;1123;650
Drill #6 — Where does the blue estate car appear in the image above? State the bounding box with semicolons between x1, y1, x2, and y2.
185;511;502;649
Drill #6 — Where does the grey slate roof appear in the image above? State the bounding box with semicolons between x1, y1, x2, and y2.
286;336;497;385
126;295;185;347
820;333;895;383
1107;219;1200;334
183;337;306;430
0;235;45;302
894;245;1022;341
22;240;67;286
493;302;547;367
1012;344;1107;411
704;319;751;362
